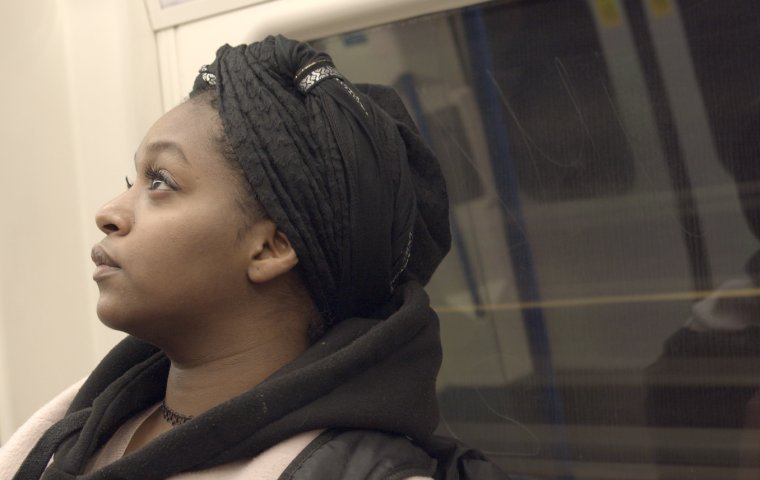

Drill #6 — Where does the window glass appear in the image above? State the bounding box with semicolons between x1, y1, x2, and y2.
312;0;760;477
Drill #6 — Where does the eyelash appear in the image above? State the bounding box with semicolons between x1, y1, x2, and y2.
144;165;174;190
124;165;176;191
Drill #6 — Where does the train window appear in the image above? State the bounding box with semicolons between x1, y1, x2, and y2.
312;0;760;478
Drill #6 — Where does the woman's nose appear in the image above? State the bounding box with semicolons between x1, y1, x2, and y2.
95;191;133;235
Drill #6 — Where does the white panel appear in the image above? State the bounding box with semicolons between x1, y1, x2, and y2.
156;28;183;110
144;0;271;30
0;0;94;432
0;0;160;436
147;0;491;31
0;291;11;444
160;0;199;6
167;0;491;106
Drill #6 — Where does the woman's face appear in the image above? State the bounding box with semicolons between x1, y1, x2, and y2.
93;100;254;341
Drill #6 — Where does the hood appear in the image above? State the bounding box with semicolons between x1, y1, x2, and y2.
18;281;441;479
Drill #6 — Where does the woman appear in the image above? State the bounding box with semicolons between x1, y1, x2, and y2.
0;35;506;479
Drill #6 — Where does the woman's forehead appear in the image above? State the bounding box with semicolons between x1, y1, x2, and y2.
136;101;219;161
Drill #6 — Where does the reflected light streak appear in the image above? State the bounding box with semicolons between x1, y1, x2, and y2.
433;288;760;313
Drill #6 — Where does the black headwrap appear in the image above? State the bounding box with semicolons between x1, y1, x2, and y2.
191;35;450;327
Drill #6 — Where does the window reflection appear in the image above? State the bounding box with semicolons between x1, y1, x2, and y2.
313;0;760;477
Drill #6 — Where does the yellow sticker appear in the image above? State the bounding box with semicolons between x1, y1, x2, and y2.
594;0;621;27
649;0;673;17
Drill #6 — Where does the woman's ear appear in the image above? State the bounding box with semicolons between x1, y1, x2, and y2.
247;220;299;283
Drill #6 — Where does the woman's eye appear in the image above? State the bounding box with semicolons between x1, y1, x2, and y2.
125;176;133;189
149;178;170;190
144;167;176;191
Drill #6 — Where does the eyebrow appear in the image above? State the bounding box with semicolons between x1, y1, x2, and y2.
136;140;190;165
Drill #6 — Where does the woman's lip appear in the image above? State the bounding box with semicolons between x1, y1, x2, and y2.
93;264;121;281
91;244;119;268
91;244;121;281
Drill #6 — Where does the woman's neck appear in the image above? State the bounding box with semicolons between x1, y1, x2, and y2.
161;315;310;418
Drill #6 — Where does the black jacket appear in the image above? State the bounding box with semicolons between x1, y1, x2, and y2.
282;429;510;480
14;281;507;479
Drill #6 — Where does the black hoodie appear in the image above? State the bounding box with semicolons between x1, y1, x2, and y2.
15;281;441;479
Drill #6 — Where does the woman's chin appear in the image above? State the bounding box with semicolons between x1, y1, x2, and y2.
97;307;133;334
96;300;145;336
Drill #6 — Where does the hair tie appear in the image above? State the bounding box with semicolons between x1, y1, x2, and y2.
199;65;217;86
294;58;368;116
294;59;342;94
